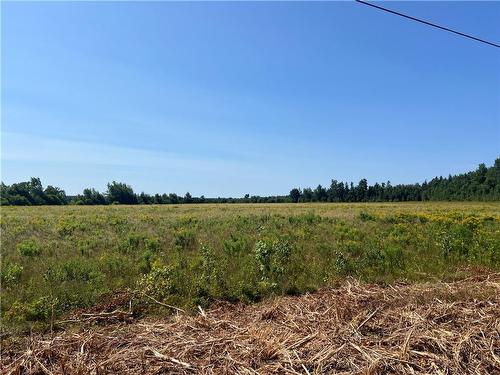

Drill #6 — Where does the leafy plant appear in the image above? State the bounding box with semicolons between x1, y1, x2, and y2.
138;262;177;301
17;240;41;257
1;262;23;287
254;239;292;285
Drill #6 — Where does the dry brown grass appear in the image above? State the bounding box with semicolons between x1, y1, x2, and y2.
2;273;499;374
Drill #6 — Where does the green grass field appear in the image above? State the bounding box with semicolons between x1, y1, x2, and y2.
1;202;499;333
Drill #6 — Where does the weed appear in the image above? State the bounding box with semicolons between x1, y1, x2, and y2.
174;228;196;250
17;240;41;257
359;211;376;221
138;262;177;301
1;262;23;287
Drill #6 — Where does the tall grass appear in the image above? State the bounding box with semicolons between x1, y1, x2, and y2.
1;203;499;333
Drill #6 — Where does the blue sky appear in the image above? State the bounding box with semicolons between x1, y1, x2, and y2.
2;1;499;196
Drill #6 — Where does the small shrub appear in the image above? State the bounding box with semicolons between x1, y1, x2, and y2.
174;228;196;250
334;252;357;276
334;222;362;242
194;245;222;304
44;259;103;284
77;238;99;257
127;233;144;249
1;262;23;287
440;219;479;260
223;235;247;256
57;219;87;236
384;245;405;269
441;233;453;259
63;260;102;282
25;296;57;322
17;240;41;257
99;253;133;277
254;239;292;284
139;249;155;274
115;233;152;254
138;262;177;301
363;247;386;269
383;213;427;224
145;237;160;252
359;211;376;221
200;245;217;283
178;216;197;227
289;212;322;225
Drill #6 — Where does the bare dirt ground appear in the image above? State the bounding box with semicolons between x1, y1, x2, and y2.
3;273;499;375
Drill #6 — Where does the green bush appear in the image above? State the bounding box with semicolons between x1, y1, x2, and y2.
254;239;292;286
138;262;177;301
98;252;134;278
289;212;322;225
199;245;226;296
384;245;405;269
174;228;196;250
1;262;23;287
77;238;99;257
117;233;146;253
139;250;155;274
25;296;56;322
359;211;376;221
334;252;357;276
17;240;41;257
223;235;248;256
44;259;103;284
440;219;479;260
145;237;160;252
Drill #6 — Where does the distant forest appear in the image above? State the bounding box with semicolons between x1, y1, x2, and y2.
1;159;499;206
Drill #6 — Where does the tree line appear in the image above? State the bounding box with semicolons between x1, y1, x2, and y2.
1;159;499;206
289;159;499;203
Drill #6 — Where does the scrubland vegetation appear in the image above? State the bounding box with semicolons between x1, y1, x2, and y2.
1;202;499;334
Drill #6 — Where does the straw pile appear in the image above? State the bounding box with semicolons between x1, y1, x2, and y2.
3;273;499;374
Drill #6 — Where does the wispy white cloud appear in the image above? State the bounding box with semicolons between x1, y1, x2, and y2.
1;132;250;173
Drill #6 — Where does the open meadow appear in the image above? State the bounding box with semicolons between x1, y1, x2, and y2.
2;202;499;333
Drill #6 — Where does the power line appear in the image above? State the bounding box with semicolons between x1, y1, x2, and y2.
355;0;500;49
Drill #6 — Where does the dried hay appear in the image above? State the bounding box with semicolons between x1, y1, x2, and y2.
2;274;499;374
